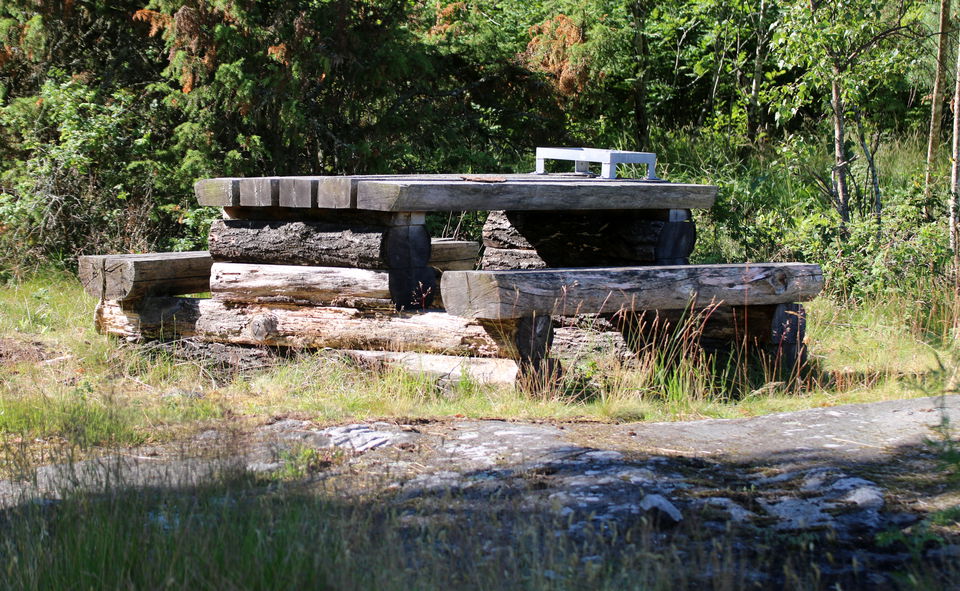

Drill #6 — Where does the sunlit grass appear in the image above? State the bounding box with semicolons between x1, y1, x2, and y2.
0;271;956;447
1;273;958;589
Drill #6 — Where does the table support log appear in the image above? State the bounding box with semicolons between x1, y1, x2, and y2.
478;315;561;389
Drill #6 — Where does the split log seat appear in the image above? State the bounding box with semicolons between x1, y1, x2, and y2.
440;262;824;377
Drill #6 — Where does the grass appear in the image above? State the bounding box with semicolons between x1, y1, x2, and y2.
0;272;958;590
0;270;951;448
0;459;954;591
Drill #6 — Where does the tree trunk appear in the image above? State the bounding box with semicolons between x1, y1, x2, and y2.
951;26;960;273
853;110;882;233
747;0;769;141
630;0;651;150
831;71;852;228
925;0;953;204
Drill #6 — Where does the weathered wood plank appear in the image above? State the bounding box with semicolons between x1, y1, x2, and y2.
278;177;318;208
79;252;213;301
197;174;599;209
355;180;717;212
209;262;392;307
195;178;240;207
239;177;279;207
429;239;480;271
95;297;201;341
197;177;353;209
194;301;502;356
222;207;426;226
440;263;824;320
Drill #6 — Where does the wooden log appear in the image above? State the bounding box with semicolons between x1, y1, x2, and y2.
429;239;480;271
193;301;502;356
481;210;695;267
440;263;825;320
355;179;717;212
95;297;201;341
207;219;435;309
209;263;393;307
79;252;213;301
128;236;473;274
208;219;388;268
482;211;535;249
480;248;548;270
478;315;560;388
207;220;433;270
341;350;519;386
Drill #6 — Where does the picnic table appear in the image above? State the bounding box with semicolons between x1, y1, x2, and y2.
192;172;822;377
82;152;823;385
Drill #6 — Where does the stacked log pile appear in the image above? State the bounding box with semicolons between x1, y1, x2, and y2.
200;206;497;356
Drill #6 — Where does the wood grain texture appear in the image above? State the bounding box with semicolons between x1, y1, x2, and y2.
440;263;824;319
482;211;535;249
195;178;241;207
209;262;392;307
480;248;548;270
194;301;502;356
79;252;212;301
278;177;318;208
221;207;426;226
341;350;518;385
95;297;201;341
197;177;353;209
355;180;717;212
208;219;389;268
429;239;480;271
239;177;279;207
197;174;601;209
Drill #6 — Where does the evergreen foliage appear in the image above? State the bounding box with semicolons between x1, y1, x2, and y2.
0;0;952;299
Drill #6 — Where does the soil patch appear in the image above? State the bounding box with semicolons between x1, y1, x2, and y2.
0;337;49;366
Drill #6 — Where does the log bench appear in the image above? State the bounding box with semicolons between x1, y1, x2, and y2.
440;263;824;380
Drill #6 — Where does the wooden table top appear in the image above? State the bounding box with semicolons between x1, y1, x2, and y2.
195;174;717;212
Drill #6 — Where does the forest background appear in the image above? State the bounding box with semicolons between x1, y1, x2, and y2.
0;0;957;306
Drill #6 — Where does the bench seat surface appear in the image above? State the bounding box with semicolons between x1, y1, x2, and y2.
440;263;824;319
